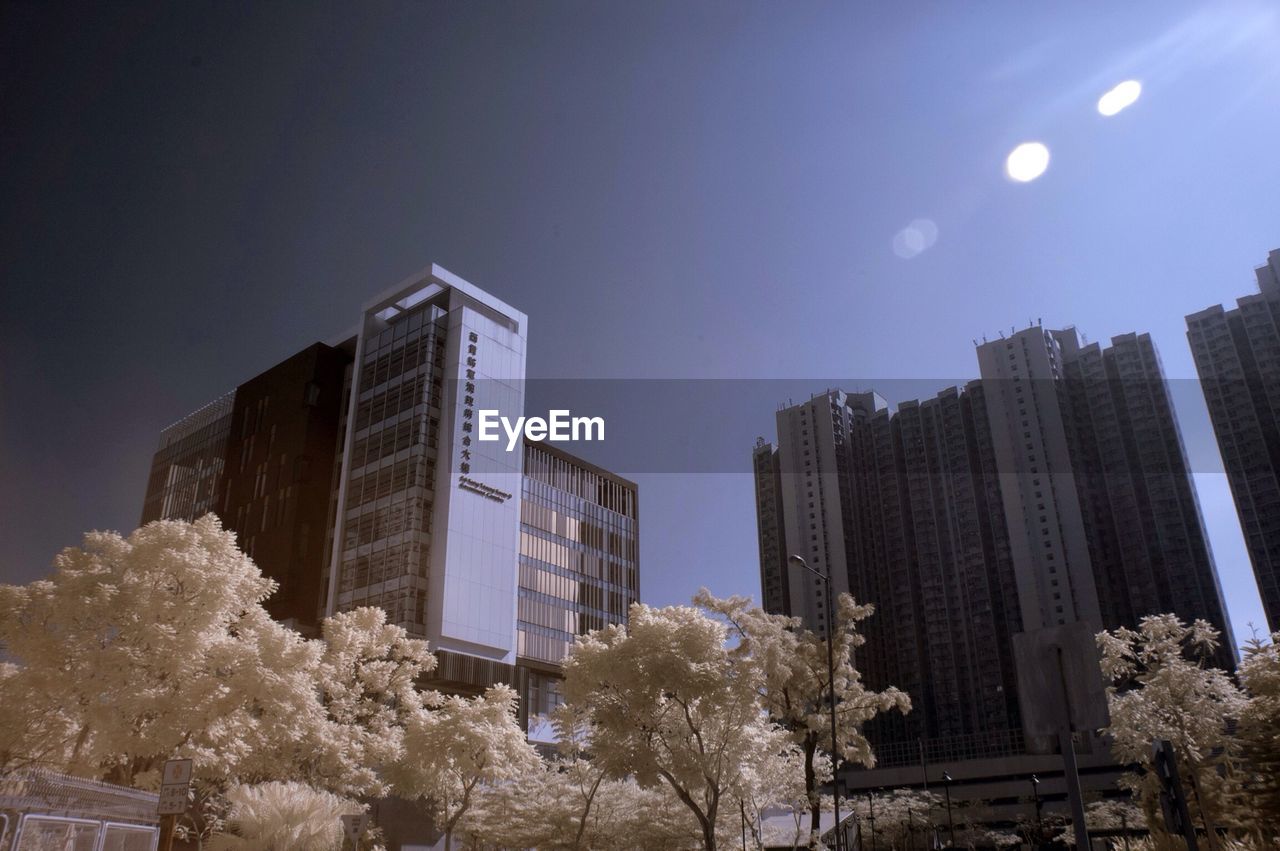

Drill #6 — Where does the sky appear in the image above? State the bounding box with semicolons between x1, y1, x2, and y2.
2;0;1278;649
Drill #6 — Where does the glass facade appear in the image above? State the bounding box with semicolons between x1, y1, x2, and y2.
335;300;449;633
517;441;639;668
140;391;235;524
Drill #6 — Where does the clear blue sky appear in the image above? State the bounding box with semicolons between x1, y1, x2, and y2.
2;1;1277;647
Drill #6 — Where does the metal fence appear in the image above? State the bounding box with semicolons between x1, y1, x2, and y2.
873;728;1027;768
0;769;159;851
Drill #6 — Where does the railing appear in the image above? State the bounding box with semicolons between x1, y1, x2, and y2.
870;728;1026;768
1;769;160;851
0;769;159;824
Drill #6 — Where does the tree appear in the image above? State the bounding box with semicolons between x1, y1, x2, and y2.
205;781;364;851
0;517;326;787
1052;800;1143;847
0;518;450;848
561;601;797;851
388;684;539;851
308;606;436;797
0;661;81;775
1097;614;1247;843
467;759;705;850
695;590;910;843
850;790;941;850
1232;630;1280;842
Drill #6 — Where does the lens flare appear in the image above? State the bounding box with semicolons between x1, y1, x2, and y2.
1097;80;1142;116
1005;142;1050;182
892;219;939;259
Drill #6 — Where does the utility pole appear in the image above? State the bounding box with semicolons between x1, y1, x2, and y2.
1054;647;1090;851
789;555;843;851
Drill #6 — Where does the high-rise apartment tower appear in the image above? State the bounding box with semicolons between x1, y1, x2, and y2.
1187;248;1280;630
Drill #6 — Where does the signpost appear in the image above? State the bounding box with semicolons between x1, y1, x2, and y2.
341;813;370;849
156;758;193;851
1013;622;1110;851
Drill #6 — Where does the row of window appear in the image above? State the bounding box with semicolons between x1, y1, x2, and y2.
523;444;637;517
339;541;426;593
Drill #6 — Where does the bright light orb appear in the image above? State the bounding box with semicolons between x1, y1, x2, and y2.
1097;80;1142;116
892;218;939;259
1005;142;1050;182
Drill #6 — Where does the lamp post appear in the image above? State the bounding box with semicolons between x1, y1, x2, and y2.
1030;774;1042;846
941;772;954;847
788;554;842;851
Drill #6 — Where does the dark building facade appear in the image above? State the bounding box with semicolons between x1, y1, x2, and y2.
754;387;1025;765
221;343;351;628
752;438;789;616
1187;248;1280;631
1059;331;1235;667
140;343;351;630
754;324;1235;764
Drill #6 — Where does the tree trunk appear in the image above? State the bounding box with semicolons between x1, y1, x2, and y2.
804;737;821;847
66;722;91;774
573;774;603;851
705;794;720;851
702;816;718;851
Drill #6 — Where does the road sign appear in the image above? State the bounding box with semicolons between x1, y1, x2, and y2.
157;758;193;816
341;813;369;843
158;784;189;815
161;759;193;786
1012;621;1110;739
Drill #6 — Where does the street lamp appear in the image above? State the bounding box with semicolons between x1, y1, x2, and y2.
941;771;954;847
1030;774;1042;843
788;554;842;851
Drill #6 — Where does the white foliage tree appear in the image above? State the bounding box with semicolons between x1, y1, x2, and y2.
849;789;942;850
1097;614;1247;842
466;758;704;850
1052;799;1144;847
309;606;436;797
205;780;364;851
0;517;325;787
695;590;910;843
561;601;798;851
1228;630;1280;844
388;684;539;851
0;517;447;847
